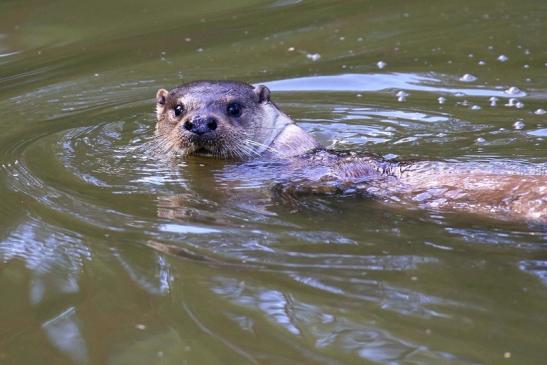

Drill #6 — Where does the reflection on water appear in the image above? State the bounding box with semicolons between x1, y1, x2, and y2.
265;72;528;97
1;0;546;364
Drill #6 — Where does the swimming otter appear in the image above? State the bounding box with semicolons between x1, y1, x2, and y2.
155;81;319;158
155;81;546;223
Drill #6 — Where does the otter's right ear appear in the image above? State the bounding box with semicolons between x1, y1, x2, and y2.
254;85;271;104
156;88;168;105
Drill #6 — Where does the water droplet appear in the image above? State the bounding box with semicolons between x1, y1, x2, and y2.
515;101;524;109
185;37;192;42
94;73;99;77
471;105;481;110
287;47;295;52
534;108;546;115
523;64;530;69
437;96;446;104
468;53;474;58
377;61;387;69
513;120;525;129
476;137;486;143
357;37;364;42
306;53;321;61
339;36;345;41
396;90;408;102
459;74;477;82
454;92;465;97
196;48;203;52
505;86;521;95
524;49;530;55
505;98;518;107
356;93;363;98
489;96;499;107
497;54;509;62
478;60;486;66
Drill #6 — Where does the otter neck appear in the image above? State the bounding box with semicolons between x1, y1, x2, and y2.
252;105;321;158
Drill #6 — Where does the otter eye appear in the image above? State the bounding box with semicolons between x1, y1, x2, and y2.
174;104;184;117
226;102;242;117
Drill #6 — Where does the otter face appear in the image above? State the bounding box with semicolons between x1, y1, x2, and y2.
155;81;271;159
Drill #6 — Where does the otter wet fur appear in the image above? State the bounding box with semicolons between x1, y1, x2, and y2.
154;80;547;224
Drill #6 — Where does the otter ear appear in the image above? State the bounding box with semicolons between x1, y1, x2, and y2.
156;88;168;105
254;85;271;104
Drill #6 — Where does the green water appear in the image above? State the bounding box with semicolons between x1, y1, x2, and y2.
1;1;546;364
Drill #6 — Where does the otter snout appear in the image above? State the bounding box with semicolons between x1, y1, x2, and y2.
183;115;218;135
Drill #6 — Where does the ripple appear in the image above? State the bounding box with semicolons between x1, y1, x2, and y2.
263;73;528;97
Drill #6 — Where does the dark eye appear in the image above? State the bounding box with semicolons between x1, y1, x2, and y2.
226;102;242;117
174;104;184;117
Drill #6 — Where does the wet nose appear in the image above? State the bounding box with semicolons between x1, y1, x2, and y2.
183;116;218;135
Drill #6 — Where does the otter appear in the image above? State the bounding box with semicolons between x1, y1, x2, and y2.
155;81;546;224
155;81;319;159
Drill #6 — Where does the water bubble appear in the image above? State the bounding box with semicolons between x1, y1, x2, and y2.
489;97;498;106
377;60;387;69
306;53;321;61
513;120;525;130
396;90;408;102
476;137;486;143
534;108;546;115
459;74;477;82
478;60;486;66
471;105;481;110
505;86;521;95
497;54;509;62
505;98;518;107
437;96;446;104
515;101;524;109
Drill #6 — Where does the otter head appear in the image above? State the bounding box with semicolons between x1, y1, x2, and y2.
155;81;286;159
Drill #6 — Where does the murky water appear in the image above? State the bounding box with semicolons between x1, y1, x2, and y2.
1;1;546;364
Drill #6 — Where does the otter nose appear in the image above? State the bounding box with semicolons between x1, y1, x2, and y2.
183;116;218;135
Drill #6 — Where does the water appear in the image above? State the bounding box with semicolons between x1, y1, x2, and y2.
1;0;546;364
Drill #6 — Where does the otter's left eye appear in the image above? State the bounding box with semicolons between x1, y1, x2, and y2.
174;104;184;117
226;102;242;117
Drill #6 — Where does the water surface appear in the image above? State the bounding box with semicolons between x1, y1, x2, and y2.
1;1;546;364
